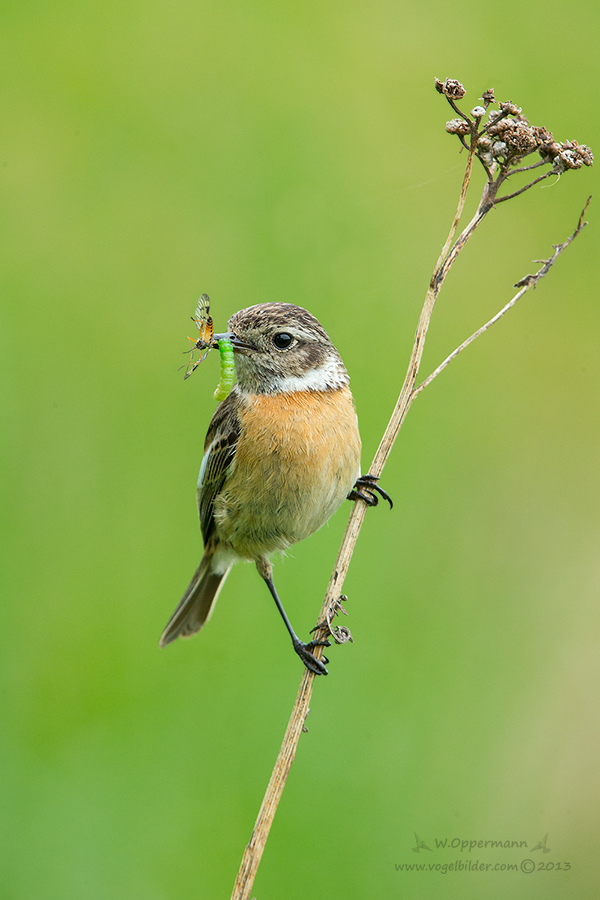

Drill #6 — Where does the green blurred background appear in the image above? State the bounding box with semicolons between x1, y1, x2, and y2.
1;1;598;898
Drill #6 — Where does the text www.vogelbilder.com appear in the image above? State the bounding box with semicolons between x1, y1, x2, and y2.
395;860;571;874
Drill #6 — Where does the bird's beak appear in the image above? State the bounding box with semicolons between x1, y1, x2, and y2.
211;331;253;352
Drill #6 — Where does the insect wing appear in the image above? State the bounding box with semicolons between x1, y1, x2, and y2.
193;293;210;326
192;294;214;350
183;294;215;379
183;355;200;380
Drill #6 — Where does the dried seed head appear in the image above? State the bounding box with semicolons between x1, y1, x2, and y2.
446;118;470;135
539;141;562;163
534;128;559;163
557;141;594;168
553;150;579;173
471;106;486;118
435;77;466;99
532;126;554;146
445;79;466;99
481;88;495;102
575;143;594;166
560;150;583;169
503;123;539;156
499;101;522;116
477;135;492;151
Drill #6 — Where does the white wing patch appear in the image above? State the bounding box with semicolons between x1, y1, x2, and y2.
197;445;212;493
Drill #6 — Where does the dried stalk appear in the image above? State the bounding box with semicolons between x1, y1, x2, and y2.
414;196;591;398
230;82;591;900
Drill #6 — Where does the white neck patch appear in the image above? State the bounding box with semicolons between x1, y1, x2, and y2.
268;356;349;394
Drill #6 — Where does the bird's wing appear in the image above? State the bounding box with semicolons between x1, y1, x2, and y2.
197;388;242;544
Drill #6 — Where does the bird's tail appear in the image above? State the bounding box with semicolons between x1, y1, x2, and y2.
159;552;232;647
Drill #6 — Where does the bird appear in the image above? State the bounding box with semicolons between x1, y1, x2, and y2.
159;302;391;674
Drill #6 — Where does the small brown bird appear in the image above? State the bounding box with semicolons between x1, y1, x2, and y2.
160;302;390;674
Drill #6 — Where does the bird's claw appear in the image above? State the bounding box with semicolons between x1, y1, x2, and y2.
293;639;329;675
347;474;393;509
306;637;331;651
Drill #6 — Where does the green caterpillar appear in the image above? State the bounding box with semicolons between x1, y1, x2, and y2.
213;338;235;401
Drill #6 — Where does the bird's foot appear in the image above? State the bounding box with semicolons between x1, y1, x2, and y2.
348;474;393;509
293;637;330;676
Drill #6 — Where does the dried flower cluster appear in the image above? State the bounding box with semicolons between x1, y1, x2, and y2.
435;78;592;205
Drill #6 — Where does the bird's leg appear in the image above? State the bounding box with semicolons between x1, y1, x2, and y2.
257;558;330;676
348;474;393;509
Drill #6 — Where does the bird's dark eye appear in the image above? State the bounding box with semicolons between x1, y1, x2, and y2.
272;332;294;350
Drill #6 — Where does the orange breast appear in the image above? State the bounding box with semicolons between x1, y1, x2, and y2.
213;387;361;559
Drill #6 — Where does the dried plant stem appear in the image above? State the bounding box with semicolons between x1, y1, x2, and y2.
414;196;590;397
435;134;478;270
229;177;590;900
495;170;555;204
231;143;482;900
